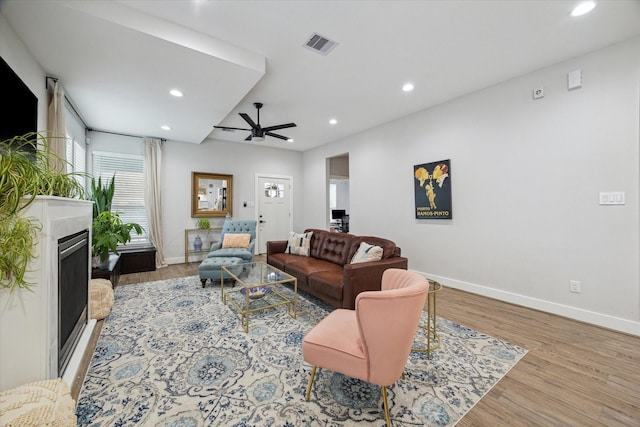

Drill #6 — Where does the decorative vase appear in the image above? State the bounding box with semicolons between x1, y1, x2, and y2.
194;235;203;251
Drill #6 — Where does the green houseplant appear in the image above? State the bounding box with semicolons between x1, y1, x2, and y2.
88;174;143;264
92;211;143;263
0;133;84;291
197;218;210;230
89;175;115;219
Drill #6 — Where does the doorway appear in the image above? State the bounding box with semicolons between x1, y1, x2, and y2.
256;175;293;254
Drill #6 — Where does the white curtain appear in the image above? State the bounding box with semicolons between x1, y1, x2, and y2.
144;137;167;268
46;81;66;171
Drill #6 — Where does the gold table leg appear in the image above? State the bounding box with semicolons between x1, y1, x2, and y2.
412;279;442;359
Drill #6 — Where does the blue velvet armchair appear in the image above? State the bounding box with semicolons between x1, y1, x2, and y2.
207;220;257;262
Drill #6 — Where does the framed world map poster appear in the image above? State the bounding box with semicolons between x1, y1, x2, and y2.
414;159;452;219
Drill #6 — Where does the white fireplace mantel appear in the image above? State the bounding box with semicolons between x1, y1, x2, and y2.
0;196;95;391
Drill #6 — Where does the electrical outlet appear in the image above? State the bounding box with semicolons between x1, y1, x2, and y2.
569;280;581;293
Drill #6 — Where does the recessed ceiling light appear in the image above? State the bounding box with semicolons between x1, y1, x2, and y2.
169;89;183;97
571;1;596;17
329;118;337;125
161;125;171;131
402;82;414;92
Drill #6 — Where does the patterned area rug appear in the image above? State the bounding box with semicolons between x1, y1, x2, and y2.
76;276;527;426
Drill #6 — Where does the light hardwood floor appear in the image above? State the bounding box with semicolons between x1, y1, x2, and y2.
75;261;640;425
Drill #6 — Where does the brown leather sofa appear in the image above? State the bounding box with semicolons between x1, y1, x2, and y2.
266;229;408;309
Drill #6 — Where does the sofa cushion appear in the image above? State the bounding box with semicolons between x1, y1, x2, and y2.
308;230;327;259
285;257;337;284
268;252;302;272
222;233;251;248
208;247;253;261
351;242;384;264
285;231;313;256
315;233;357;266
308;269;344;301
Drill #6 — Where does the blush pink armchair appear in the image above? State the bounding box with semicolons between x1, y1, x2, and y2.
302;268;429;427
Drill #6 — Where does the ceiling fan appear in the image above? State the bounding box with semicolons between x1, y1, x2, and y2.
214;102;296;142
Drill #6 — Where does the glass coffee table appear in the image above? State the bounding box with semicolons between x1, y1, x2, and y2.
221;262;297;332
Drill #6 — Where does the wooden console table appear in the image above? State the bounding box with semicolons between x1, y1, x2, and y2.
91;254;121;287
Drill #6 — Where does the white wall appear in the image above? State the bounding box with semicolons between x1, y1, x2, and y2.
88;134;304;264
161;139;303;263
302;37;640;335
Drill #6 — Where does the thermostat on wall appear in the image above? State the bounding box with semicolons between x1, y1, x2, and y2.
568;69;582;90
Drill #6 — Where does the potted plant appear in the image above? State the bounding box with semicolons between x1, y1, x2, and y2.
88;175;143;266
0;133;84;291
91;211;143;266
89;175;115;219
197;218;210;230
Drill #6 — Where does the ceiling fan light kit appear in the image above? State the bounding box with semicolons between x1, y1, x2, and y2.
214;102;296;142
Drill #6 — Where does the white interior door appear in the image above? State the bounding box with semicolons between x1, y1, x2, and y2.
257;175;292;254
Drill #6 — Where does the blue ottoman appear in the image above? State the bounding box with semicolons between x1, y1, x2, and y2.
198;257;243;288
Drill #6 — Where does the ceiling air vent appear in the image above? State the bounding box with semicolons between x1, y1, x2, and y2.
303;32;339;56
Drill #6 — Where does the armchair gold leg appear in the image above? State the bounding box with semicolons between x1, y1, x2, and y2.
382;386;391;427
305;366;317;401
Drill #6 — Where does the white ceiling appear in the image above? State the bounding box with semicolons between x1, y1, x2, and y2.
3;0;640;151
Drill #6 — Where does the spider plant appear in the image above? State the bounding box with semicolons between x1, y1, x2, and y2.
0;132;85;291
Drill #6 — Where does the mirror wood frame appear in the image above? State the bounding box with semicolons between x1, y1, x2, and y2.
191;172;233;218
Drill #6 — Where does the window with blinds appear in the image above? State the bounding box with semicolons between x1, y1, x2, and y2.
66;136;86;189
92;151;149;245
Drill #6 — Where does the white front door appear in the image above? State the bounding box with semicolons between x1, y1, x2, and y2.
257;175;292;254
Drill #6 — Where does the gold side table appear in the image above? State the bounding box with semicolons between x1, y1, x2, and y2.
412;279;442;359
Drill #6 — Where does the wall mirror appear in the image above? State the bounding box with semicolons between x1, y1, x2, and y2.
191;172;233;218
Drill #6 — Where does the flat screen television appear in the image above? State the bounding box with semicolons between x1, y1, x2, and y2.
0;56;38;153
331;209;346;220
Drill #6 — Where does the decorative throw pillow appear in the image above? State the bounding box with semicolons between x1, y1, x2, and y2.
285;231;313;256
351;242;383;263
222;233;251;248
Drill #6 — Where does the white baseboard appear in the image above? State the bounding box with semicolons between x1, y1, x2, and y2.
414;270;640;337
166;256;190;265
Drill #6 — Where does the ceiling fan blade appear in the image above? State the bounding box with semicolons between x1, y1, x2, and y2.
262;122;296;132
244;135;252;141
265;132;290;141
213;125;251;131
239;112;258;129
